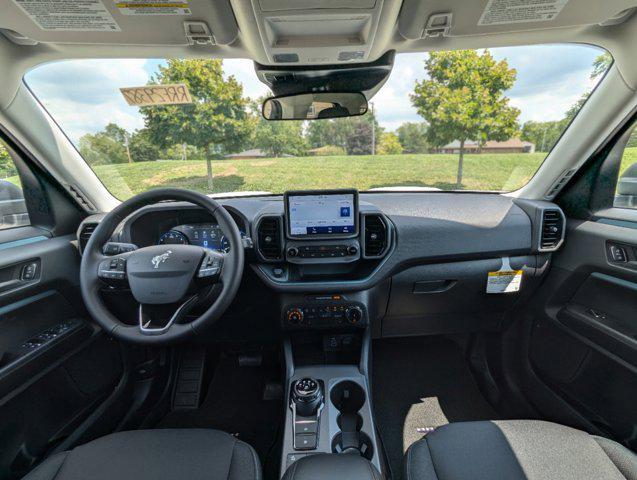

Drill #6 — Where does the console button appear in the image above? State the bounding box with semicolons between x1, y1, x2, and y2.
295;433;317;450
295;420;318;434
347;245;358;255
345;306;363;325
287;308;304;325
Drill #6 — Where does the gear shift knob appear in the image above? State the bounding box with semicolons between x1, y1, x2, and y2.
292;378;323;417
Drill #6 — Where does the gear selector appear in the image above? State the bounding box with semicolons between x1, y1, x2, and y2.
292;378;323;416
291;378;324;450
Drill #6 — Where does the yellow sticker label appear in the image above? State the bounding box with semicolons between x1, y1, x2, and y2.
115;1;190;15
488;270;523;277
486;269;523;293
119;84;193;107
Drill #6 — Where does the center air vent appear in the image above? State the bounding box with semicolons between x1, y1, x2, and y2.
78;223;98;254
540;209;564;251
363;214;388;257
257;216;282;260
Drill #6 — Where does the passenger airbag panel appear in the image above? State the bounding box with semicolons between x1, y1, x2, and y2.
382;256;541;336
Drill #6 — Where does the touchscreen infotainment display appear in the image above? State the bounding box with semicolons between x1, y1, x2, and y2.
286;191;357;237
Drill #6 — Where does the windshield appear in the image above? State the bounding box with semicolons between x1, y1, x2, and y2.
25;45;609;199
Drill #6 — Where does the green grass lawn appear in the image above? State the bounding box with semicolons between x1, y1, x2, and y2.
6;148;637;199
91;152;547;200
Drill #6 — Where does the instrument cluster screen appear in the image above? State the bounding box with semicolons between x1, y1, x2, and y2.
286;190;357;237
158;223;232;252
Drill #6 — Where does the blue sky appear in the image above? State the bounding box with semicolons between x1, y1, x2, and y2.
25;44;605;144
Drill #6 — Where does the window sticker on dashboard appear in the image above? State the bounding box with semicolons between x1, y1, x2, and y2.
119;84;192;107
12;0;121;31
478;0;569;26
114;1;191;15
486;257;523;294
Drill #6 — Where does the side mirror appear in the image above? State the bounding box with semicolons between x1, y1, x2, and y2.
262;92;368;121
618;163;637;196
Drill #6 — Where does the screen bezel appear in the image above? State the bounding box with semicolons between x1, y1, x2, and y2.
284;189;359;240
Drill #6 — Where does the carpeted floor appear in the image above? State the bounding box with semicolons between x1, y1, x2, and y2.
158;352;283;477
372;337;499;479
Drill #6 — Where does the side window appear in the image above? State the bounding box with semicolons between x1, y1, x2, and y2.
0;139;30;229
615;125;637;209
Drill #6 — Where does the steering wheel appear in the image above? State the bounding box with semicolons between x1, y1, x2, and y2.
80;188;244;344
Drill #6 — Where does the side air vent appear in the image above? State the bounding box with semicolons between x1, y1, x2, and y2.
363;214;389;258
257;216;282;260
78;223;98;254
539;209;565;251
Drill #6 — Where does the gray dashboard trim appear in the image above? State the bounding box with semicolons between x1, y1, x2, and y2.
77;192;546;293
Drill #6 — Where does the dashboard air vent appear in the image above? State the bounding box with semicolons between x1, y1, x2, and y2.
364;214;388;257
257;216;282;260
540;209;564;250
78;223;98;253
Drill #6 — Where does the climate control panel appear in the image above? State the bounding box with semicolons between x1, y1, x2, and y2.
284;302;366;329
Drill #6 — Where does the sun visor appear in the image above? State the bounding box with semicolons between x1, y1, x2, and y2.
0;0;238;46
398;0;637;40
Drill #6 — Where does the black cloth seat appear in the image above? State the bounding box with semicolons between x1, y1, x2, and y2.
404;420;637;480
23;429;261;480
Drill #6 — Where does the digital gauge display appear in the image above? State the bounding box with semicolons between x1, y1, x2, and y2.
158;223;239;252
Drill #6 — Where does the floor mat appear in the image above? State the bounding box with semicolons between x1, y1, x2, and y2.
372;337;499;479
158;352;283;475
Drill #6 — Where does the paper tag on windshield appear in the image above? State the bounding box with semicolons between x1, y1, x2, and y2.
120;84;192;107
486;257;523;294
478;0;568;26
115;1;191;15
12;0;121;31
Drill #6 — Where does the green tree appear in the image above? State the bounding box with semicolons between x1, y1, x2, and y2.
0;143;16;178
377;132;403;155
253;118;307;157
563;52;613;124
396;122;429;153
306;120;349;149
346;118;374;155
592;52;612;80
78;123;128;165
129;128;161;163
520;120;568;153
411;50;520;187
306;111;382;154
141;59;252;189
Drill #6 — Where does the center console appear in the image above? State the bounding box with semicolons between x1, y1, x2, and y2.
251;190;387;478
253;189;393;288
279;312;385;478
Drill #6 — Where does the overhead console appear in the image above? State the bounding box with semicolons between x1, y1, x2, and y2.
247;0;395;65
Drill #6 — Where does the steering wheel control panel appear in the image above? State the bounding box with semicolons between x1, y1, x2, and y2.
283;296;366;330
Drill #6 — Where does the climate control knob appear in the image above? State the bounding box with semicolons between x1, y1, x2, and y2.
345;306;363;325
287;247;299;257
286;308;304;325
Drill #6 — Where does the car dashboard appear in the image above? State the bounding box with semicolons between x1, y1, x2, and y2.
78;190;565;338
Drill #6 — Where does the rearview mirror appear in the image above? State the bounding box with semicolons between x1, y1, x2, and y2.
262;92;368;121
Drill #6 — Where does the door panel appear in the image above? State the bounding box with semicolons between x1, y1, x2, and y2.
0;232;123;480
525;218;637;450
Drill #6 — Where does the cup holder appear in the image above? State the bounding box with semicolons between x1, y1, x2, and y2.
330;380;365;413
332;432;374;460
330;381;373;460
